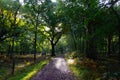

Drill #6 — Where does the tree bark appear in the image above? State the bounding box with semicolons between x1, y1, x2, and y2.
86;23;97;60
33;14;39;63
11;57;15;75
7;44;11;57
107;34;112;56
86;38;97;60
34;31;37;63
80;37;84;53
11;38;15;75
51;41;55;56
119;30;120;54
70;27;77;51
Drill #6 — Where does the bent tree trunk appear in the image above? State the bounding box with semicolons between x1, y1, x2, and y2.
50;32;62;57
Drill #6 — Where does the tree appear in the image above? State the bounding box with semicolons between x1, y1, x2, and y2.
0;0;22;74
58;0;120;59
22;0;44;62
40;0;66;56
109;0;120;55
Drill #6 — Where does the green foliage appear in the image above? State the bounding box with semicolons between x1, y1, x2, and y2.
65;52;77;59
0;0;120;79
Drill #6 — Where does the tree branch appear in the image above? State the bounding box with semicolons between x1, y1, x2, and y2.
54;32;62;45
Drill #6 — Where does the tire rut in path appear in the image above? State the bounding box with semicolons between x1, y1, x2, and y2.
31;57;75;80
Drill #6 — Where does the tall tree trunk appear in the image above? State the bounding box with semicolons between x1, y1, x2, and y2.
86;24;97;60
51;41;55;56
70;27;77;50
84;27;87;55
119;30;120;54
7;44;11;57
9;5;20;75
20;43;23;55
107;35;112;56
11;57;15;75
86;38;97;59
11;38;15;75
80;37;84;53
34;31;37;63
33;14;39;63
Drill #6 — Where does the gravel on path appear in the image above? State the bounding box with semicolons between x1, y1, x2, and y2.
31;57;75;80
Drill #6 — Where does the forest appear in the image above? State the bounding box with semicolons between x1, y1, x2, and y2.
0;0;120;80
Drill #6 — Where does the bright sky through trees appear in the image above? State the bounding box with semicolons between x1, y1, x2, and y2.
19;0;24;5
51;0;57;2
19;0;57;5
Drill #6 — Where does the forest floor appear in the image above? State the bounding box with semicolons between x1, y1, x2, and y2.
0;53;120;80
0;54;48;80
31;56;75;80
66;53;120;80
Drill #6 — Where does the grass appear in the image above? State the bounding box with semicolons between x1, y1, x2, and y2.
69;63;101;80
0;67;9;79
0;54;47;80
5;60;49;80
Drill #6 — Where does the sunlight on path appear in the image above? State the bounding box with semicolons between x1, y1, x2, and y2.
54;58;70;73
67;59;75;64
32;57;74;80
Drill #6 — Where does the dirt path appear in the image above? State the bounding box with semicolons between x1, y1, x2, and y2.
31;57;75;80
